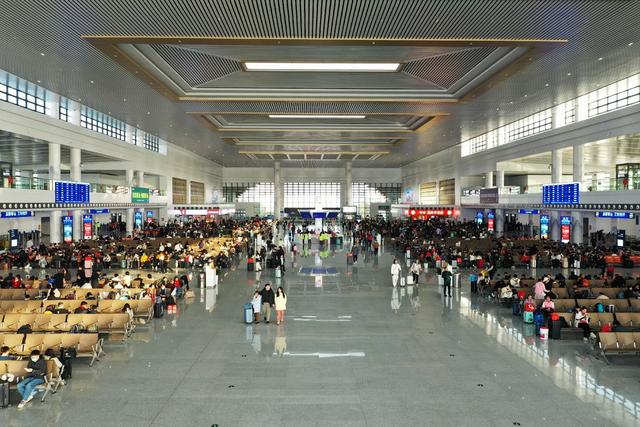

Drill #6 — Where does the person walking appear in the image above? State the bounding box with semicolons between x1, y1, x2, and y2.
391;258;401;287
410;260;421;284
275;286;287;325
251;291;262;324
260;283;275;324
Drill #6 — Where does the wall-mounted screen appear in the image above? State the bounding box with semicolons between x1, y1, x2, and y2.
55;181;90;203
542;182;579;205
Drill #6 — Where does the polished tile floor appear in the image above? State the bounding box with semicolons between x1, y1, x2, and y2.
2;242;640;426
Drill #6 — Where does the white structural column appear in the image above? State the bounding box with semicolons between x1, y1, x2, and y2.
186;180;192;205
495;208;504;237
46;96;59;120
344;161;353;207
125;169;134;236
495;170;505;189
274;161;282;219
485;171;494;188
70;148;83;240
67;100;81;126
135;170;145;229
550;149;563;241
572;144;585;244
49;143;62;244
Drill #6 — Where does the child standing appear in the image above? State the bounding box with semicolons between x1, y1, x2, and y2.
251;291;262;324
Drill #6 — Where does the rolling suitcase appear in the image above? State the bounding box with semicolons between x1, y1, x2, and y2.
523;311;534;324
244;303;253;324
0;382;8;408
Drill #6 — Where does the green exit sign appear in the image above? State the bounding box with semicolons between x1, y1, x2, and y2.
131;187;150;203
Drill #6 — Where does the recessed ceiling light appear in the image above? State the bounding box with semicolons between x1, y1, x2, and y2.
40;52;45;56
123;98;127;102
598;57;604;61
567;72;572;76
628;42;634;46
146;112;151;115
90;80;94;84
545;83;549;87
37;80;41;83
268;114;366;119
244;62;400;72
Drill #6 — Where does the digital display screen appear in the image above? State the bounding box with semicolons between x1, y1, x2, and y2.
134;211;143;228
542;182;579;205
0;211;34;218
475;211;484;225
62;216;73;243
595;211;634;219
617;230;626;248
487;211;495;232
82;215;92;239
560;216;571;244
55;181;90;203
540;215;550;240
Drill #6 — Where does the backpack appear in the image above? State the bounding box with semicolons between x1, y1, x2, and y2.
69;324;84;334
594;303;605;313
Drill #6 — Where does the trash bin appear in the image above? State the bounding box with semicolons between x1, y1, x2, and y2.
539;326;549;340
550;319;563;340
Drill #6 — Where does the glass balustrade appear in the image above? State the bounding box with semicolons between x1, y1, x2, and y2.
1;176;165;196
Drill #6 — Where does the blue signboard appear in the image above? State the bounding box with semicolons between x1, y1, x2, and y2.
487;211;495;219
540;214;550;240
62;215;73;243
89;209;110;215
560;216;572;226
134;211;143;228
55;181;90;203
518;209;540;215
595;211;635;219
0;211;34;218
146;211;153;218
542;182;580;205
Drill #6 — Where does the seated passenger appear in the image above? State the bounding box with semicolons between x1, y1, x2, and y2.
53;302;69;314
74;301;89;314
574;306;592;341
540;296;555;314
0;345;14;360
17;350;46;409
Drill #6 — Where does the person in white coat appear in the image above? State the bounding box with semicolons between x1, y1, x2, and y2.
410;260;421;284
275;286;287;326
391;259;402;287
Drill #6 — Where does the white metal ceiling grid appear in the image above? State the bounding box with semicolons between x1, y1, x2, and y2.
403;47;496;88
150;45;242;86
0;0;636;168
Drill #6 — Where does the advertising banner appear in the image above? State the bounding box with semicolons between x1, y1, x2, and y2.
134;211;143;228
83;214;93;239
560;216;571;243
131;187;150;203
487;211;495;232
540;215;550;240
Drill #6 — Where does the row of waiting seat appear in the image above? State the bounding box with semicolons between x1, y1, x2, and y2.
552;312;640;331
0;360;62;402
0;333;103;366
0;287;149;300
598;332;640;362
492;279;611;288
0;299;153;318
549;299;639;313
551;287;625;299
0;313;133;337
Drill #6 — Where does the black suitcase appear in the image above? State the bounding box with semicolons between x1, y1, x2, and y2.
247;262;255;272
0;382;8;408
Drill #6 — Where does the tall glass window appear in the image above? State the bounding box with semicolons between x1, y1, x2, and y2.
80;106;126;141
223;182;274;215
352;183;401;216
0;70;46;114
59;97;69;122
284;182;341;209
143;134;160;152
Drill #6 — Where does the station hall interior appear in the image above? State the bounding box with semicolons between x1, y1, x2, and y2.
1;1;640;426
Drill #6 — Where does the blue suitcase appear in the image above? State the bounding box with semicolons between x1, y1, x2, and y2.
523;311;534;324
244;303;253;324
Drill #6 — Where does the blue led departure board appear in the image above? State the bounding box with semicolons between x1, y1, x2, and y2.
542;182;579;205
55;181;90;203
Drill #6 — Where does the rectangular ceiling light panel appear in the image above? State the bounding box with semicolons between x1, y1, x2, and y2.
268;114;366;119
244;62;400;72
